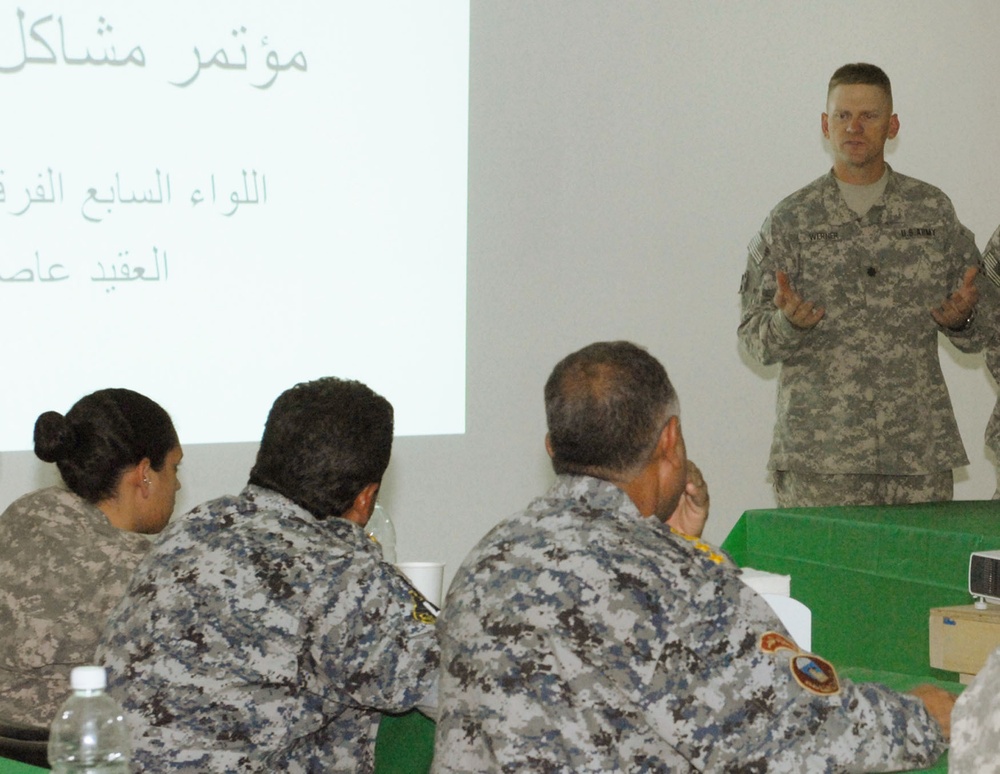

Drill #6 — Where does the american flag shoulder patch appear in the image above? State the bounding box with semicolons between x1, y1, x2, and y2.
983;248;1000;289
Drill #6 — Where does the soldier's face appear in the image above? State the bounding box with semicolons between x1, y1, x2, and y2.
821;84;899;172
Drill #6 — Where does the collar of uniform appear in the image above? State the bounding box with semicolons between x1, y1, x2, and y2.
240;483;372;544
550;473;645;524
822;164;899;226
241;484;326;526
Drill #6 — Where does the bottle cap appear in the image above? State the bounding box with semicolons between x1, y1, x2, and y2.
70;665;107;691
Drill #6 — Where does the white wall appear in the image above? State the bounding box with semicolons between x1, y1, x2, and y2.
3;1;1000;586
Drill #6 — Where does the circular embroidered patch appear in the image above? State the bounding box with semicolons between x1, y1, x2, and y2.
790;654;840;696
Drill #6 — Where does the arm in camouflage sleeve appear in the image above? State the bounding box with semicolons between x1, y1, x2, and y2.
693;584;947;772
981;226;1000;470
315;559;439;716
737;216;818;365
937;221;989;353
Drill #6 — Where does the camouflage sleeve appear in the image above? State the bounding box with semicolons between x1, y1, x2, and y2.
737;214;814;365
1;493;147;670
982;223;1000;298
950;644;1000;773
754;679;946;773
314;558;439;714
981;225;1000;460
662;579;945;772
940;217;988;352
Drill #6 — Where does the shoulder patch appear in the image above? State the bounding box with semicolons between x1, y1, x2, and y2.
983;248;1000;289
790;654;840;696
748;232;768;266
760;631;797;653
760;631;840;696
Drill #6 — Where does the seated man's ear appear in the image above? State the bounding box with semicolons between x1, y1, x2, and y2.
343;482;380;526
655;416;685;472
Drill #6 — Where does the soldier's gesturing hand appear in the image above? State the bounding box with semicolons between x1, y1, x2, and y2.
774;271;825;329
931;266;979;330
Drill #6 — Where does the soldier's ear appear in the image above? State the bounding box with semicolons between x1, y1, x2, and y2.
656;416;686;473
343;482;380;527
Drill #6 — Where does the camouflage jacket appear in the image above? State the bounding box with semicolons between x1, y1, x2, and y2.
950;643;1000;774
96;485;439;773
738;168;982;474
432;475;945;773
0;486;150;726
981;223;1000;466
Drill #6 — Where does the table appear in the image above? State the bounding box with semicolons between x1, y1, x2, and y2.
375;711;435;773
721;500;1000;678
0;758;46;774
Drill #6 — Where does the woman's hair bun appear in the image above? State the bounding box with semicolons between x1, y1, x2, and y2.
33;411;78;463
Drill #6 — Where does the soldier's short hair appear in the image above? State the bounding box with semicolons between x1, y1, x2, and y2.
544;341;677;479
249;377;393;520
828;63;892;104
34;389;178;503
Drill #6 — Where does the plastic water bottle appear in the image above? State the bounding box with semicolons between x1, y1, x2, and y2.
48;665;130;773
365;502;397;563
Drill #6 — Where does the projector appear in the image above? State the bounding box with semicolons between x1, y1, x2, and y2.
969;550;1000;606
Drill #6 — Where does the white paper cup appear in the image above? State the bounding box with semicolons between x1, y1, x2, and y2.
395;561;445;608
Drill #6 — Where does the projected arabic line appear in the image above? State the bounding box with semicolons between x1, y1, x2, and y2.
7;168;63;216
1;247;167;287
1;9;306;87
0;251;67;283
0;8;145;73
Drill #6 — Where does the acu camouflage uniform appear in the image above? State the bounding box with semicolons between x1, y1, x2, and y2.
96;485;439;773
738;167;982;481
0;486;150;726
432;475;945;773
949;643;1000;774
980;223;1000;495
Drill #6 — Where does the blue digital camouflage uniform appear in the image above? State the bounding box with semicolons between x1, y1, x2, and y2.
96;485;439;773
0;486;150;726
739;167;982;479
432;475;945;772
949;643;1000;774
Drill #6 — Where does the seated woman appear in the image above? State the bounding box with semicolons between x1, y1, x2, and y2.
0;388;182;727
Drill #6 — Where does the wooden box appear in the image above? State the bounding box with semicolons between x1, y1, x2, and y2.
929;604;1000;683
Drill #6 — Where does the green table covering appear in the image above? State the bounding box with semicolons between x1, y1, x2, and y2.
721;500;1000;678
374;711;436;773
0;758;46;774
